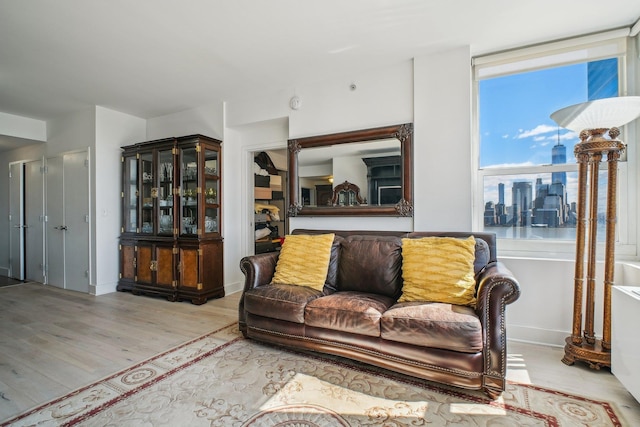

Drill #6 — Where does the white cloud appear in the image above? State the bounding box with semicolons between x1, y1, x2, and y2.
502;134;509;139
516;124;557;139
559;131;578;141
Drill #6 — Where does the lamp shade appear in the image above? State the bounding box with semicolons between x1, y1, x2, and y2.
550;96;640;132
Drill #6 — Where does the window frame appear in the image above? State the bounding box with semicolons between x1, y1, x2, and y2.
472;31;637;259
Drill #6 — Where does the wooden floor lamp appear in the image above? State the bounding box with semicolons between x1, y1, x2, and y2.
551;96;640;369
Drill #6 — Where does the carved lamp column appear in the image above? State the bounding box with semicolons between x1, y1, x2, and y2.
551;96;640;369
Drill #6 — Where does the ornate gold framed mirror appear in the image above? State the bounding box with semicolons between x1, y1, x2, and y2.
287;123;413;217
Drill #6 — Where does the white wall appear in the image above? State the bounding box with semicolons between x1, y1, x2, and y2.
0;112;46;141
147;103;223;141
94;107;146;294
223;117;290;293
46;108;96;155
287;61;414;138
505;256;578;345
414;47;473;231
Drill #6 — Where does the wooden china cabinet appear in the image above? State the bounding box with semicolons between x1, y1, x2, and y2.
117;134;223;304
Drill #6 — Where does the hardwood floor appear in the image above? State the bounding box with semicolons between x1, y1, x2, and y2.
0;282;239;421
1;282;639;424
0;276;23;287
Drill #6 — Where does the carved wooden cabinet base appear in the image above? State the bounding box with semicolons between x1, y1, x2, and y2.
118;134;224;304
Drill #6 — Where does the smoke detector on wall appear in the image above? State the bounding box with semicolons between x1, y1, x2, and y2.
289;96;302;110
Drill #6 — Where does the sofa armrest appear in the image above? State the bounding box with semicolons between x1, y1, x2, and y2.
475;261;521;393
240;252;279;291
238;252;279;334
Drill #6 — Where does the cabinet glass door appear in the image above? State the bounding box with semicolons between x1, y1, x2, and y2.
158;149;174;235
204;147;219;234
180;147;198;235
140;152;154;234
124;155;138;233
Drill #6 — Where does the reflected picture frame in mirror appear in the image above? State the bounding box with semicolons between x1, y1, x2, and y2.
287;123;413;217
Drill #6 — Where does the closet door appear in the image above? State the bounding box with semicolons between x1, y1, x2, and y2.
46;152;90;292
63;152;90;293
46;156;64;288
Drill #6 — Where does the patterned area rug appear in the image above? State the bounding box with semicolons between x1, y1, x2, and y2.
1;323;625;426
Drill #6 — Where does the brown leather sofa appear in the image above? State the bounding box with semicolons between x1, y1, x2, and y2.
239;229;520;398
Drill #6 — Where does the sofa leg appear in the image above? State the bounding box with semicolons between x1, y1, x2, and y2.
484;386;502;400
238;321;248;338
483;375;505;399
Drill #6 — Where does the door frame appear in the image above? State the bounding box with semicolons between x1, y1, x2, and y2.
8;161;25;280
24;159;46;283
8;157;45;281
243;142;287;258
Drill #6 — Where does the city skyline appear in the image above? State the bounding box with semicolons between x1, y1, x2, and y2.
483;141;573;228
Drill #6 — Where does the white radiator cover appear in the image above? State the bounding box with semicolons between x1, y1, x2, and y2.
612;286;640;403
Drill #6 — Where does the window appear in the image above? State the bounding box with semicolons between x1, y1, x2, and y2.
473;31;635;256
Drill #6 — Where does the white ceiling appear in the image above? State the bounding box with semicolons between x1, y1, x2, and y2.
1;0;639;150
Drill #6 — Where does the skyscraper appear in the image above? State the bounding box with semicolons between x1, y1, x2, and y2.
552;143;567;185
587;58;618;101
512;181;532;226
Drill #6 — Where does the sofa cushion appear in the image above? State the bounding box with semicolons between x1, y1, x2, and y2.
400;236;477;306
244;283;323;324
381;302;483;353
271;233;335;291
337;235;403;298
305;291;395;337
324;235;345;293
406;233;492;275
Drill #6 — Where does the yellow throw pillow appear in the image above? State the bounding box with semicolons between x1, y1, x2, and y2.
400;236;477;306
271;233;335;291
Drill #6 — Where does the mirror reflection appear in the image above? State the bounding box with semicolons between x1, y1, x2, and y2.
298;139;401;207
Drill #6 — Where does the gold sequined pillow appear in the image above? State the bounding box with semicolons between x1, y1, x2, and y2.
271;233;335;291
400;236;477;306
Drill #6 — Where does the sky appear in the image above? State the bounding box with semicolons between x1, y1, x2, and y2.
479;63;588;168
478;59;618;210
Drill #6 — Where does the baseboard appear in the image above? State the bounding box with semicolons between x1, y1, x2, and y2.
508;324;568;347
225;280;243;295
89;280;242;297
91;281;118;296
0;267;9;277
